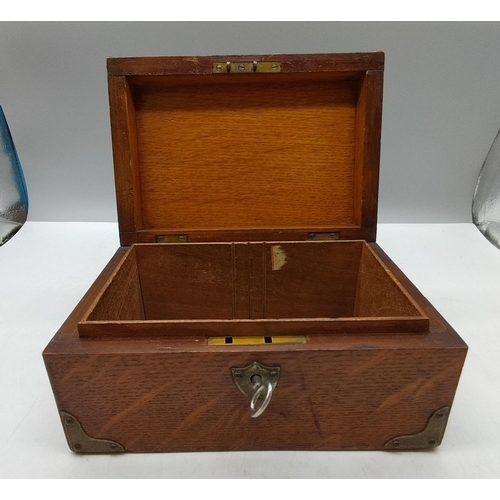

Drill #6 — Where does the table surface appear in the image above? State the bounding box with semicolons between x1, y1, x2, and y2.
0;222;499;478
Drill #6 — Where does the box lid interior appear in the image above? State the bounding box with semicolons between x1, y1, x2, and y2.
107;53;384;245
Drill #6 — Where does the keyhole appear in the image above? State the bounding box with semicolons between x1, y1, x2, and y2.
251;374;262;387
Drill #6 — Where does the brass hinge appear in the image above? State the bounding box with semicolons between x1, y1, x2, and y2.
155;234;188;243
307;232;340;241
212;61;282;74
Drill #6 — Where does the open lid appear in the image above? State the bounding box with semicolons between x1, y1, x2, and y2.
107;53;384;245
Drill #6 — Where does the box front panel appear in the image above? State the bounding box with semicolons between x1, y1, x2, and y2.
45;344;465;452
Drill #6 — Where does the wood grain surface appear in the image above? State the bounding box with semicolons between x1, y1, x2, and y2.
133;77;357;231
354;70;383;231
45;347;465;452
355;243;427;318
136;244;234;320
87;246;145;321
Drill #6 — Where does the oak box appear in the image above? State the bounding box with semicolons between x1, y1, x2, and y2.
43;53;467;453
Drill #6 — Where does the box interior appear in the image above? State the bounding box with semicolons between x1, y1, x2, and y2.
78;241;429;338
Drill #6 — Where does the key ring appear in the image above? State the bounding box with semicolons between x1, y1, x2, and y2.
250;380;273;418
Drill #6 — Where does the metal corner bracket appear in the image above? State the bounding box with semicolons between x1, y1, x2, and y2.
60;411;125;454
384;406;451;450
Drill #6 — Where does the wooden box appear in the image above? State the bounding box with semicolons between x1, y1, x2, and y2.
43;53;467;453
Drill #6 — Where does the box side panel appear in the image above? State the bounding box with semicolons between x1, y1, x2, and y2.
108;76;141;238
354;243;427;319
353;70;383;232
87;247;145;321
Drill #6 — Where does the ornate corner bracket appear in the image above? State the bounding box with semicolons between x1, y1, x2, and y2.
385;406;451;450
60;411;125;454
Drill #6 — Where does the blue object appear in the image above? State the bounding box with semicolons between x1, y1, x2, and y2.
0;105;28;246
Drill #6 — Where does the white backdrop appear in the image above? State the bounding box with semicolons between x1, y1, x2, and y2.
1;22;500;224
